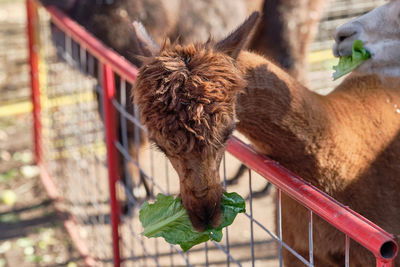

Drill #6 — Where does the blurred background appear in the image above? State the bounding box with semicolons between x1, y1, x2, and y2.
0;0;84;266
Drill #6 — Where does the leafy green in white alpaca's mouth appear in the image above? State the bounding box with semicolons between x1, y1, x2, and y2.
333;40;371;80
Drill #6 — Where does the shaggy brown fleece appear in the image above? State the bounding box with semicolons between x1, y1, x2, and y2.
134;42;246;230
135;42;245;157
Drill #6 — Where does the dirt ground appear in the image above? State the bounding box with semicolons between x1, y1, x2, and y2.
0;1;85;266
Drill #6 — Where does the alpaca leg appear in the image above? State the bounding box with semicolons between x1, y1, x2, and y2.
249;0;329;83
225;164;247;185
118;81;152;207
127;144;152;200
139;169;153;200
119;155;151;216
118;127;151;215
226;164;272;198
246;182;272;199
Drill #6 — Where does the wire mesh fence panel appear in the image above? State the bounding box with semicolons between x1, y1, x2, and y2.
27;1;398;267
28;1;113;265
116;137;280;266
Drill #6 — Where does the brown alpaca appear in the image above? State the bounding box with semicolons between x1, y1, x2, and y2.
41;0;263;67
41;0;328;80
249;0;328;82
228;0;329;189
132;15;255;230
41;0;329;198
40;0;171;66
132;6;400;267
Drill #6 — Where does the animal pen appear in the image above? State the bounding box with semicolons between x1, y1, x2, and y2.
26;0;398;266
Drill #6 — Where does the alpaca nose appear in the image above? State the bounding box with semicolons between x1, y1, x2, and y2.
184;185;223;232
333;23;361;57
335;26;358;43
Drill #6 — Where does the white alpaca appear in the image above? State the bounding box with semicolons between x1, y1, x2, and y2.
333;0;400;77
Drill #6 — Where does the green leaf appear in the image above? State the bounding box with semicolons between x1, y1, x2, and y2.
25;255;43;263
0;213;19;223
0;169;18;183
332;40;371;80
0;258;6;267
139;192;245;251
38;240;48;250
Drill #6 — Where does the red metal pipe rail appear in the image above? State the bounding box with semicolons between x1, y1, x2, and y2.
227;137;398;263
45;6;139;85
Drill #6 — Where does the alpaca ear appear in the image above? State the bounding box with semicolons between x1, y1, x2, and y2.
214;12;260;59
132;21;160;58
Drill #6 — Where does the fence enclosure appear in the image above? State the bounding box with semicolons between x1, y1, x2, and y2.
27;0;398;266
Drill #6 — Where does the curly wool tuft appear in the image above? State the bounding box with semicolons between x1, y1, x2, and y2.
134;42;246;156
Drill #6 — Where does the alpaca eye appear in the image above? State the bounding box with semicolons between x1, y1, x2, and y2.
222;125;236;143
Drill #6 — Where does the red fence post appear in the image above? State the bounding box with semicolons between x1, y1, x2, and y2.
26;0;42;164
102;64;122;267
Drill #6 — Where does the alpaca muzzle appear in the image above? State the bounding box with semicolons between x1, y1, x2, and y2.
169;153;225;231
180;183;223;232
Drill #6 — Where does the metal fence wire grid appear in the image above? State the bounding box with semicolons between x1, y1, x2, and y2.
26;1;399;267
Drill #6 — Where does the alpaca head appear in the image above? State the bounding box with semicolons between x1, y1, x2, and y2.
132;13;259;231
333;0;400;77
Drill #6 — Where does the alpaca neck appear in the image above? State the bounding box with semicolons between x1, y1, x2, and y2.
235;51;328;183
234;52;400;191
321;74;400;193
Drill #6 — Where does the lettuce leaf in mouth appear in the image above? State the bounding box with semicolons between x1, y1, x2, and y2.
332;40;371;80
139;192;246;251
